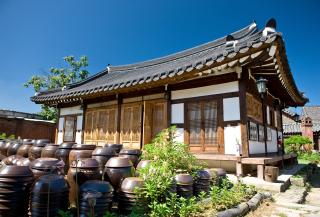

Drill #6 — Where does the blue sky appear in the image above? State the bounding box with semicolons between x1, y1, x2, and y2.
0;0;319;113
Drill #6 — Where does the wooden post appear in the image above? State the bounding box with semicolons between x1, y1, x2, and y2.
236;157;243;177
239;78;249;157
257;164;265;180
116;95;122;144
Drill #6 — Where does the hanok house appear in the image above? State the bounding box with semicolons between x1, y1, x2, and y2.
31;19;308;179
283;106;320;150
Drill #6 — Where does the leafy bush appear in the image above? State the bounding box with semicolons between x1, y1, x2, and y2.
210;179;256;211
284;135;313;155
299;152;320;164
136;127;205;216
142;126;204;175
0;132;15;140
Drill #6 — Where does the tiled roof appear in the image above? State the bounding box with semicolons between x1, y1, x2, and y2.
302;106;320;122
283;122;320;134
31;19;308;106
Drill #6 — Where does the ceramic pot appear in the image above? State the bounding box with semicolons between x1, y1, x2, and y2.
119;149;141;167
30;174;69;217
0;165;34;217
41;144;59;158
67;158;100;207
104;144;123;154
68;144;96;166
92;147;116;175
30;158;63;180
17;142;34;158
55;142;76;174
193;170;211;196
118;177;146;215
103;157;134;191
175;174;193;199
7;142;23;156
79;180;114;216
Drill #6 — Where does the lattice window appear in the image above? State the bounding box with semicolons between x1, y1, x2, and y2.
64;116;76;142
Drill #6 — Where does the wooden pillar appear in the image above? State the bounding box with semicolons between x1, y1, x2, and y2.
236;157;243;177
116;95;122;144
257;164;265;180
81;102;86;144
239;78;249;157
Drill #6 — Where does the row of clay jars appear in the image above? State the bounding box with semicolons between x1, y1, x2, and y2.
28;139;50;161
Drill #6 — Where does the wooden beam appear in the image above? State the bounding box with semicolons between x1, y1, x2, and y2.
239;75;249;157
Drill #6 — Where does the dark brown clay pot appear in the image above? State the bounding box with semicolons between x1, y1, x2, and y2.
104;144;123;154
104;157;134;191
175;174;193;199
7;142;23;156
193;170;211;196
119;149;141;167
92;147;117;175
79;180;113;216
55;142;76;174
28;145;45;161
34;139;50;146
136;160;151;170
67;158;100;207
68;144;96;166
0;165;34;217
30;174;69;217
17;142;33;158
30;158;63;180
41;143;59;158
118;177;146;215
1;155;24;165
0;141;13;156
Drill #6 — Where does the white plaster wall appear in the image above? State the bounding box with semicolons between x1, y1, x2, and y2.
174;128;184;143
274;111;278;128
224;125;242;155
171;103;184;124
249;141;265;154
75;115;83;144
223;97;240;121
267;129;278;153
60;105;83;116
171;81;239;100
57;117;64;144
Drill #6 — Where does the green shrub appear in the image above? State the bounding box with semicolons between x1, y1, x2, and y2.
136;127;205;217
0;133;15;140
210;179;255;211
284;135;312;155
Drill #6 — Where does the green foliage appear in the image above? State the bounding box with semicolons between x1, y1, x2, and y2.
210;178;256;211
103;211;118;217
136;127;205;217
299;152;320;164
0;132;15;140
284;135;313;155
57;210;73;217
142;126;204;175
24;55;89;121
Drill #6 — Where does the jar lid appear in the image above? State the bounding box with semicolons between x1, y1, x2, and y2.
119;148;142;155
92;147;116;156
70;158;99;168
80;180;113;193
72;144;96;150
105;157;133;168
120;177;144;193
30;158;60;169
175;174;193;185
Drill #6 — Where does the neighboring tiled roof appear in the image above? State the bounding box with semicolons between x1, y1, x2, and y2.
302;106;320;122
283;121;320;134
31;19;308;106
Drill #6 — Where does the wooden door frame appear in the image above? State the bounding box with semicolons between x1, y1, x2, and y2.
63;115;77;142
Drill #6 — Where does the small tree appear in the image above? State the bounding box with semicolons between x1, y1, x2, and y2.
284;135;313;155
25;55;89;121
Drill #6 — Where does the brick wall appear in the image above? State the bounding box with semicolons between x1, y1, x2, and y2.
0;117;56;142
